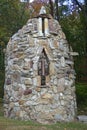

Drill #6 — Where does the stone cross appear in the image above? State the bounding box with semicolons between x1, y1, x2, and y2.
38;6;49;36
39;6;46;15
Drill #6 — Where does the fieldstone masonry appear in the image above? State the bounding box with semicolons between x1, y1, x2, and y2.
4;6;77;124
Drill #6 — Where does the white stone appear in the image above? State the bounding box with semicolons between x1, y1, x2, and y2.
61;57;65;67
33;78;37;86
24;78;32;85
65;80;69;86
39;6;46;14
49;39;55;49
21;84;26;90
41;93;53;99
66;60;74;65
60;93;63;96
52;86;57;93
61;100;65;105
54;78;58;85
24;101;38;106
40;88;47;95
24;58;30;62
58;78;65;87
44;18;49;36
33;63;37;70
69;52;79;56
38;18;43;36
54;94;59;101
59;42;64;51
20;111;25;118
77;115;87;123
14;102;19;107
31;95;37;100
54;114;63;121
65;79;73;87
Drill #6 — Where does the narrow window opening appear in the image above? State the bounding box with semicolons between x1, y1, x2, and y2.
38;49;49;86
41;76;46;85
42;18;45;36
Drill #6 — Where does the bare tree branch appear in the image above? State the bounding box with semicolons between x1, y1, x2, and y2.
55;0;59;21
74;0;83;10
49;0;54;17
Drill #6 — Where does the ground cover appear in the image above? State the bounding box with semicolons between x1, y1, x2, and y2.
0;115;87;130
76;83;87;115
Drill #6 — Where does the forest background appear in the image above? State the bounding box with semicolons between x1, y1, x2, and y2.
0;0;87;114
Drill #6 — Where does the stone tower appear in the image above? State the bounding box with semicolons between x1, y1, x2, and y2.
4;6;77;124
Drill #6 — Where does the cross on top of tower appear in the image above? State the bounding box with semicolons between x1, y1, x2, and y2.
39;6;46;15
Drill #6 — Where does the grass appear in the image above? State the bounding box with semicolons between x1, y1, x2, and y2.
76;83;87;115
0;116;87;130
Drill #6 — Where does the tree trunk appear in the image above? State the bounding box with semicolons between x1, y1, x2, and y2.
49;0;54;17
55;0;59;21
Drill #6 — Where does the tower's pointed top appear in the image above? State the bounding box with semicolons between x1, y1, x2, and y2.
39;6;46;15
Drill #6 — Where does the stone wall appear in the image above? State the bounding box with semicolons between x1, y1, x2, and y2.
4;15;77;124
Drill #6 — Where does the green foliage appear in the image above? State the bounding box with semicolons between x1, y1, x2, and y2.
0;70;4;98
60;10;87;82
76;83;87;114
76;83;87;104
60;13;86;55
0;0;30;98
0;98;4;116
74;56;87;82
0;0;29;46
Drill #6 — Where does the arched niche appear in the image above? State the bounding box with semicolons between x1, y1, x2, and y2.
38;49;50;85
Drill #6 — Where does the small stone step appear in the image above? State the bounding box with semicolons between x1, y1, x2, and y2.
77;115;87;123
